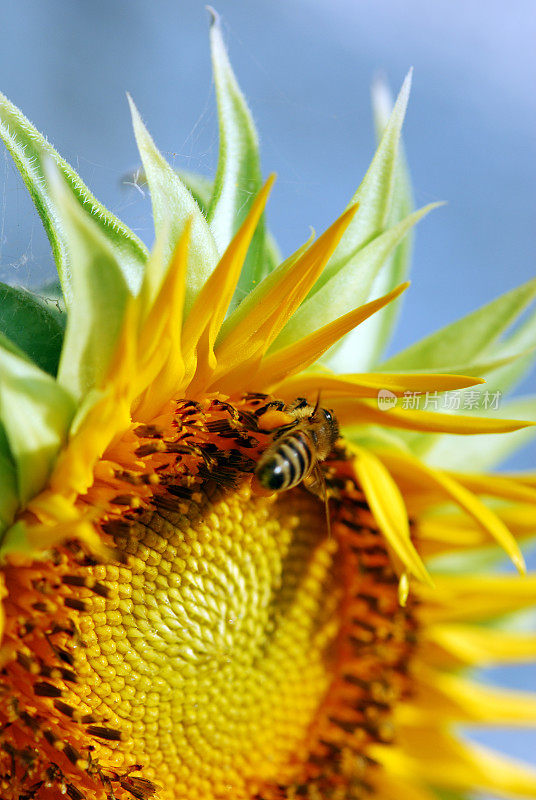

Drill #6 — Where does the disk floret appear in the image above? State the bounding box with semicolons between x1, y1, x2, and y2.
1;394;417;799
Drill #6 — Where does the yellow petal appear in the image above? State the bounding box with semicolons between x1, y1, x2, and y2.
183;175;276;393
427;469;525;573
377;731;536;798
333;398;534;434
351;445;430;584
3;487;107;559
368;451;526;571
498;502;536;534
415;515;490;555
400;665;536;725
216;231;315;345
416;573;536;623
273;369;484;401
372;772;440;800
211;204;359;387
510;473;536;487
372;768;438;800
249;283;409;390
416;503;536;550
424;623;536;667
48;388;132;501
133;222;191;419
465;744;536;799
24;517;106;558
450;471;536;504
44;301;138;500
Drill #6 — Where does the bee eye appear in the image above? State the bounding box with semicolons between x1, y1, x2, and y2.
323;410;332;422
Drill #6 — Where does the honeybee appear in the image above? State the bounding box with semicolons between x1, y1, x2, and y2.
255;398;339;533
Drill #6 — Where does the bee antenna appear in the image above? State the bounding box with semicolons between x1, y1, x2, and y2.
313;391;322;416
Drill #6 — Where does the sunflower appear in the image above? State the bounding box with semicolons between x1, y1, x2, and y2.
0;11;535;800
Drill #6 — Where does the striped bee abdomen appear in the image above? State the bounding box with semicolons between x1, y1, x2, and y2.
256;429;313;491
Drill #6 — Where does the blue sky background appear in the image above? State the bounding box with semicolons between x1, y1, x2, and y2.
0;0;534;783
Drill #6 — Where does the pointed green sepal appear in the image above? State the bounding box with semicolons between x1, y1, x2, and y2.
479;295;536;396
0;521;33;559
0;426;19;537
0;91;148;304
128;95;219;317
313;70;413;296
123;167;215;215
337;76;415;371
178;170;214;214
382;277;536;372
206;8;268;307
0;336;75;506
47;164;132;401
344;424;412;454
0;282;65;376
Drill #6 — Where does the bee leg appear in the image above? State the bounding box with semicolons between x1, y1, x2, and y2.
304;465;332;538
284;397;309;414
319;466;332;539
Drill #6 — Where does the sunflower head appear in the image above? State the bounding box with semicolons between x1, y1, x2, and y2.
0;11;535;800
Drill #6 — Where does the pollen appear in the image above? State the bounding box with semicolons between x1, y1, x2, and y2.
0;396;412;800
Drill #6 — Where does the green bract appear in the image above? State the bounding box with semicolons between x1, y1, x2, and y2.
0;92;148;304
0;340;74;506
0;12;534;556
0;283;65;375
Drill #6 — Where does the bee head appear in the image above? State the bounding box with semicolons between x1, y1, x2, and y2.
312;407;339;447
